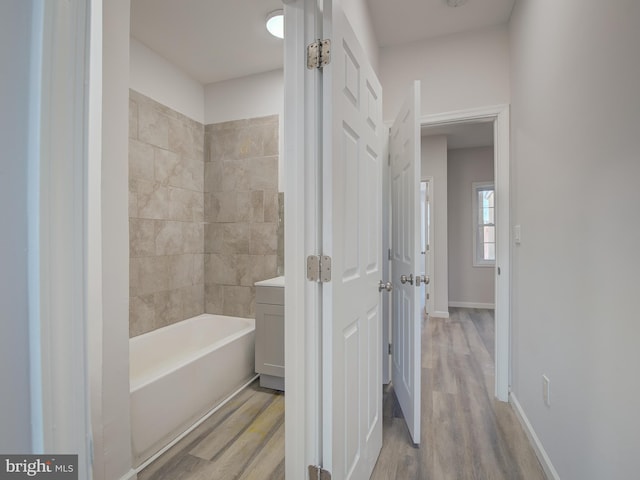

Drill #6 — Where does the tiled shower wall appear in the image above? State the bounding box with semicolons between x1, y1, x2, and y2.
204;116;279;317
128;92;281;336
128;90;205;337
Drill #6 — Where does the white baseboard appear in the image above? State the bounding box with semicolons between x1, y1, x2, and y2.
431;310;450;319
510;392;561;480
118;469;137;480
448;301;495;309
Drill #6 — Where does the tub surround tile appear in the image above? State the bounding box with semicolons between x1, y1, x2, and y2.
154;290;183;329
204;116;280;319
130;218;156;257
209;192;237;223
204;223;223;254
249;223;277;255
138;103;169;150
129;99;139;139
168;254;196;290
129;90;205;337
221;224;250;255
204;284;223;314
182;285;205;319
263;190;278;223
130;294;155;338
130;97;279;337
222;286;255;318
129;139;155;181
154;221;184;256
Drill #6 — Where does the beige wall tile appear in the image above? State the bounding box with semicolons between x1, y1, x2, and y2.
205;223;223;254
154;290;183;329
263;190;278;223
222;286;254;318
205;284;223;314
222;224;250;254
209;192;237;222
249;223;278;255
182;285;205;319
168;254;196;290
129;139;154;181
130;294;155;337
204;161;222;193
249;156;278;190
155;220;183;255
130;218;155;257
137;255;170;295
129;99;138;140
184;222;204;254
138;103;169;149
206;253;238;286
193;254;205;285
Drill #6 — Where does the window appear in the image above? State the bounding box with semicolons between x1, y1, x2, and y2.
473;182;495;266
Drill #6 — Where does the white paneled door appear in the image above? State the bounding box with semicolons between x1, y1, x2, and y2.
322;0;385;478
390;81;422;444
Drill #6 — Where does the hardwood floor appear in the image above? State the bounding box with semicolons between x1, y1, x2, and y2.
138;382;285;480
371;308;547;480
140;307;545;479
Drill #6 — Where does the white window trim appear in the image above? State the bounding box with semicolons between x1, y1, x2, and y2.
472;181;495;267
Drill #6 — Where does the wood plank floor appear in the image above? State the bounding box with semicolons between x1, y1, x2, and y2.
371;308;547;480
140;307;545;479
138;382;285;480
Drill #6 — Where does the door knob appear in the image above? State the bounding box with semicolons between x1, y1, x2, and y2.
415;275;429;287
378;281;393;292
400;274;414;285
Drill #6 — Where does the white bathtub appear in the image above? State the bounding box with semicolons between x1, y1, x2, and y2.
130;314;255;466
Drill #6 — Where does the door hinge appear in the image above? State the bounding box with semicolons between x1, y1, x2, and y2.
308;465;331;480
307;39;331;69
388;343;393;355
426;293;430;300
388;248;392;260
307;255;332;282
388;153;391;166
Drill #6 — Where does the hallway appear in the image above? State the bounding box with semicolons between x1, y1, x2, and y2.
372;308;546;479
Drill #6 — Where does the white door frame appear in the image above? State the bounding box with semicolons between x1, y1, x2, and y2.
421;177;434;316
420;105;511;401
283;0;323;477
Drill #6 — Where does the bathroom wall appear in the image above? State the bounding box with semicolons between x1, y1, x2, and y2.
204;115;279;317
128;90;205;337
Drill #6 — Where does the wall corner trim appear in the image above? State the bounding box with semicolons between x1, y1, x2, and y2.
510;393;561;480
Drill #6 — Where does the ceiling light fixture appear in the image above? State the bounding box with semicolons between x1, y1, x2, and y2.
266;10;284;39
445;0;469;7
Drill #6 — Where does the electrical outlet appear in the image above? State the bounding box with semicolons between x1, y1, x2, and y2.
542;375;551;407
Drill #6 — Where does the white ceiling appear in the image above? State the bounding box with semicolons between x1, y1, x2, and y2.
368;0;515;48
130;0;514;85
422;121;493;149
130;0;284;85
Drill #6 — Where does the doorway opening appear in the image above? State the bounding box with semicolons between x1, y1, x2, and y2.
419;106;511;401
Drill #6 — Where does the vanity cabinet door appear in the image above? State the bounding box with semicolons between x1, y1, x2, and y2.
255;303;285;378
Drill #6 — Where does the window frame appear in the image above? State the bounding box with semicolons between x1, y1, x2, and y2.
472;181;496;267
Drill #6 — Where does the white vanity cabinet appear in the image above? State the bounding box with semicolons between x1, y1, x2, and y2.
254;276;284;391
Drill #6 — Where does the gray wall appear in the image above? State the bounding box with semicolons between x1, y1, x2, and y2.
0;0;33;453
510;1;640;478
447;147;495;307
